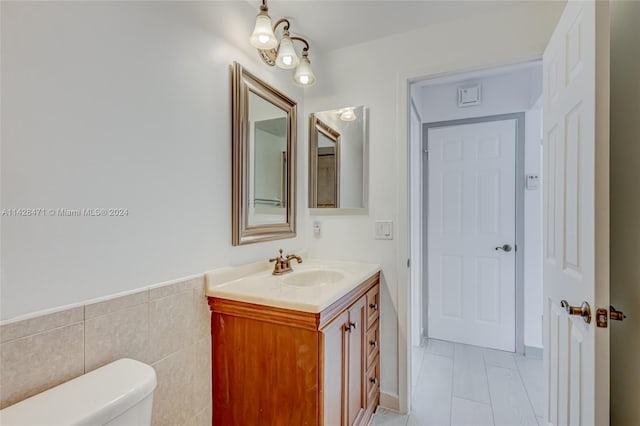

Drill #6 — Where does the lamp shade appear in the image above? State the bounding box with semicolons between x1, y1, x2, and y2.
275;35;299;69
293;55;316;86
249;13;278;50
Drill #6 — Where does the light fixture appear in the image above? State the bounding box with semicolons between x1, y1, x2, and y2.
339;108;357;122
249;0;316;86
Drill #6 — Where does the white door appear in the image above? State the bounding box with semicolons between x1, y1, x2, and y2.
428;119;516;352
542;1;610;425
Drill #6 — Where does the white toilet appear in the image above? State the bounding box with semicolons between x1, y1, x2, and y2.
0;358;157;426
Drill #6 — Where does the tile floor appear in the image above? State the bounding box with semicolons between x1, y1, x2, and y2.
371;339;544;426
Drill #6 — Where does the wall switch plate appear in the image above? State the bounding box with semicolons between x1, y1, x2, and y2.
313;221;321;235
375;220;393;240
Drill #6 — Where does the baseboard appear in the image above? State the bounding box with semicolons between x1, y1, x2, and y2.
525;345;543;359
379;391;400;412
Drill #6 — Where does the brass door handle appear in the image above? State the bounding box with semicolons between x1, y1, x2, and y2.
610;305;626;321
560;300;592;324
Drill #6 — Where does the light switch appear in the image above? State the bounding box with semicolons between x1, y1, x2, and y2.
375;220;393;240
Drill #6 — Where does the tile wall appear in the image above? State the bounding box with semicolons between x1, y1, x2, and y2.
0;275;212;426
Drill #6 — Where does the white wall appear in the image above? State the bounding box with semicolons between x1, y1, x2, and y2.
416;66;544;349
610;0;640;423
0;1;307;320
304;2;564;400
418;66;541;122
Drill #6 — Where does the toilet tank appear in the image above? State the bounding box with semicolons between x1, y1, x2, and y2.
0;358;157;426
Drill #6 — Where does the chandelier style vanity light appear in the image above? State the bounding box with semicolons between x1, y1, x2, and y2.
249;0;316;86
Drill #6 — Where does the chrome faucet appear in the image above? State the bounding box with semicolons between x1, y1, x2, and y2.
269;249;303;275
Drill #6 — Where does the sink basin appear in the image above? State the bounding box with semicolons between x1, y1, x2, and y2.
282;270;344;287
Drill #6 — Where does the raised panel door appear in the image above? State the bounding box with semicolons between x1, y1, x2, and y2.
347;297;366;426
321;309;348;426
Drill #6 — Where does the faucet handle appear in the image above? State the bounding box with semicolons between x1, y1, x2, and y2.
269;249;284;263
285;253;303;264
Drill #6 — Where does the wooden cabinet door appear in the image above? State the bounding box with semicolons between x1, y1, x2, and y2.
346;297;366;426
321;309;349;426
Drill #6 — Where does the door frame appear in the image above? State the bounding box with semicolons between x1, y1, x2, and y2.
396;56;542;414
422;113;526;355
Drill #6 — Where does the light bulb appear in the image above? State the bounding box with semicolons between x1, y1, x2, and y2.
258;34;270;44
340;108;357;122
299;75;310;85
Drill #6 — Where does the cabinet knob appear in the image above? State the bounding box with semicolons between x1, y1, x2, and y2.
369;340;378;347
369;303;378;311
349;321;357;330
369;377;378;385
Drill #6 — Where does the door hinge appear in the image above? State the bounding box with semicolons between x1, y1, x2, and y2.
407;258;411;268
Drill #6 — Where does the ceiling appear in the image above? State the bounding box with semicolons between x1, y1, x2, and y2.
247;1;524;54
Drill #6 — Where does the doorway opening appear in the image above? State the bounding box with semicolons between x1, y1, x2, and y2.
406;61;545;424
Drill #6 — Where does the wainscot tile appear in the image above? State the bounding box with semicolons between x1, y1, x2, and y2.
149;290;194;362
0;306;83;343
84;303;149;372
149;275;204;300
151;346;195;426
84;289;148;320
0;322;84;409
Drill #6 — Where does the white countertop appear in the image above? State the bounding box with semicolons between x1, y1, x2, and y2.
205;258;381;313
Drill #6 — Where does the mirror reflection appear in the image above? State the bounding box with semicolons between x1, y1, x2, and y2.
249;92;287;225
309;106;367;210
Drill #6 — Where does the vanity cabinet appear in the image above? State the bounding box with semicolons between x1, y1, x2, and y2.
208;272;380;426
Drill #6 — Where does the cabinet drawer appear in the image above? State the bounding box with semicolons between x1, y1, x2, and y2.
365;357;380;407
366;321;379;368
365;285;380;329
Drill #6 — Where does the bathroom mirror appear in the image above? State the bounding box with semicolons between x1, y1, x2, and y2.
231;62;297;245
309;106;368;213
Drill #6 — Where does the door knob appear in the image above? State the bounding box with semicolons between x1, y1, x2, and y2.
560;300;592;324
495;244;512;252
610;305;626;321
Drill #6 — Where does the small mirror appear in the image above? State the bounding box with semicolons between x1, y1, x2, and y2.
232;63;296;245
309;106;368;212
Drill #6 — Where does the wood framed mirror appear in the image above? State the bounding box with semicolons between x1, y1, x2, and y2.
231;62;297;245
309;117;340;208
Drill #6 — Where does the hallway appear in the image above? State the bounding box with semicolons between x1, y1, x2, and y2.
372;339;544;426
